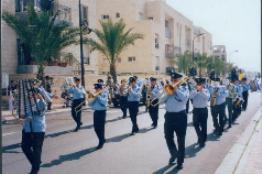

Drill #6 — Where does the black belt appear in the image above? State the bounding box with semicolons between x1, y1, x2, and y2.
166;110;186;115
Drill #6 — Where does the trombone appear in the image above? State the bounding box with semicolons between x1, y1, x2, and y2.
151;76;189;107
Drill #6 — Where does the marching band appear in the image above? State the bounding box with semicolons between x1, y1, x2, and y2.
15;67;260;173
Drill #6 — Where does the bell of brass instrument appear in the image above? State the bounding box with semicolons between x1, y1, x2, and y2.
150;76;189;107
210;87;219;107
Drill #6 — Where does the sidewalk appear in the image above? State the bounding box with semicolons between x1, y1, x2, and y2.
215;107;262;174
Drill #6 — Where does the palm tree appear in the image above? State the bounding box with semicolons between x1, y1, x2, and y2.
2;6;81;81
175;51;192;75
195;53;208;76
85;19;143;83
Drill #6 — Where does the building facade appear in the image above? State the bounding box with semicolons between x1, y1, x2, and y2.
193;26;212;56
96;0;193;75
212;45;227;61
1;0;98;81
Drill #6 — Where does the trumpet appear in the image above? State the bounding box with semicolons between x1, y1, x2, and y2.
151;76;189;107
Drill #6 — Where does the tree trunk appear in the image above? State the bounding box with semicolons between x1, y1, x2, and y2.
110;63;117;84
37;64;45;85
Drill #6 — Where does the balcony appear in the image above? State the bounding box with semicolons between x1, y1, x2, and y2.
165;45;181;58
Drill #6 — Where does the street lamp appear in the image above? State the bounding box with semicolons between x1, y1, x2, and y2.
192;33;206;61
228;50;239;63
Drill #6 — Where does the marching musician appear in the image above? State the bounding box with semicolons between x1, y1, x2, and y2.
68;77;86;132
189;77;210;148
161;72;189;169
88;83;108;150
209;77;228;136
127;77;142;135
232;78;243;122
148;77;162;128
21;91;47;174
241;77;250;111
119;79;128;118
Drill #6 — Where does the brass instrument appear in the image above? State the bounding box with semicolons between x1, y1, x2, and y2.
210;87;219;107
145;84;152;108
151;76;189;107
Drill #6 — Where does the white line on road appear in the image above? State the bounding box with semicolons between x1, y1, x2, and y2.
3;132;17;137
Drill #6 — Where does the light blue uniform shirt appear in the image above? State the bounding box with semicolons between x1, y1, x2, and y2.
89;90;108;110
151;85;162;98
23;99;47;133
190;88;210;108
209;85;229;105
128;85;142;102
68;85;86;100
241;83;250;92
163;86;189;113
236;84;243;98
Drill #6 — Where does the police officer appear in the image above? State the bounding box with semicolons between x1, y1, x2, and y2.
128;77;142;135
162;72;189;169
89;83;108;149
209;77;228;136
190;77;210;148
148;77;162;128
119;79;128;118
21;92;47;174
68;77;86;131
241;77;250;111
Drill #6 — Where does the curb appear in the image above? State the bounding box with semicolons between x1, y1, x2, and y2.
215;107;262;174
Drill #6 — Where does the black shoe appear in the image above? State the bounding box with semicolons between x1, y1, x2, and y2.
199;143;205;148
96;141;105;150
175;164;183;170
80;122;83;126
228;125;232;129
168;156;176;165
134;127;139;133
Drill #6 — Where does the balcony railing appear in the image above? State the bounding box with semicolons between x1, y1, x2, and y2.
165;45;181;58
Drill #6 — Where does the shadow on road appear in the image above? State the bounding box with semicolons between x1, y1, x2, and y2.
106;127;154;143
152;164;179;174
185;143;201;159
41;146;97;168
2;143;21;154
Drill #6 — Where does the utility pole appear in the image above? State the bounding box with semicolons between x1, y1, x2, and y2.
79;0;85;87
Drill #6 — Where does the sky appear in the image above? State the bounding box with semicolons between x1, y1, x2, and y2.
167;0;261;72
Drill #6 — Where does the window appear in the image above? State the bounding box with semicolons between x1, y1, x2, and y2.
128;57;136;62
117;58;121;63
82;6;88;24
15;0;22;12
116;12;120;18
58;6;72;22
155;34;160;49
139;12;144;20
148;17;154;20
84;57;90;65
102;15;109;20
17;39;24;65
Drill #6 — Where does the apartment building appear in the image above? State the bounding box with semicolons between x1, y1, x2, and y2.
212;45;227;61
193;26;212;56
96;0;193;75
1;0;97;82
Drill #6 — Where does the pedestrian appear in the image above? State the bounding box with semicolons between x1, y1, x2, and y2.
68;77;86;132
127;77;142;135
148;77;162;128
89;83;108;150
162;72;189;169
21;92;47;174
190;77;210;148
119;79;128;118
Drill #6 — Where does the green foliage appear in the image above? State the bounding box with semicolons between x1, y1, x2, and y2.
175;51;193;75
2;6;82;80
85;19;144;83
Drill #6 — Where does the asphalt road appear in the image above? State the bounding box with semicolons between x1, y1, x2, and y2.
2;92;262;174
